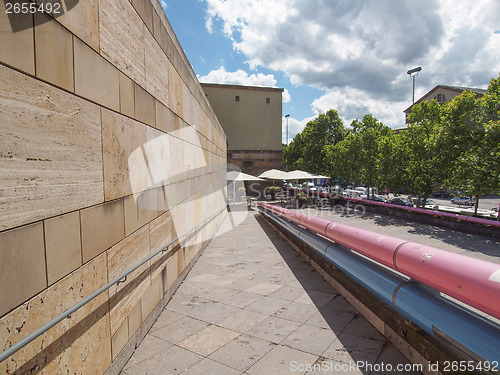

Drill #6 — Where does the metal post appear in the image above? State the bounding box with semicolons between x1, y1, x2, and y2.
285;114;290;145
285;114;290;171
412;74;416;104
407;67;422;105
286;117;288;145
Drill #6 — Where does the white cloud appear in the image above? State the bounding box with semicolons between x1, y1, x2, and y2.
160;0;167;10
199;67;291;102
282;89;291;103
204;0;500;126
311;88;405;127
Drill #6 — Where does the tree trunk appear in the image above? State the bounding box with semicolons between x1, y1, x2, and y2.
474;196;479;217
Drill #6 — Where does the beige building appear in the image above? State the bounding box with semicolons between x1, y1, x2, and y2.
403;85;486;123
201;83;284;176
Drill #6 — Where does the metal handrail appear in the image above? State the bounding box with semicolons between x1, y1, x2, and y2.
0;207;227;363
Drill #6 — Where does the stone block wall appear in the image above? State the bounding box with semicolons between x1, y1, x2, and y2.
0;0;227;373
228;150;283;176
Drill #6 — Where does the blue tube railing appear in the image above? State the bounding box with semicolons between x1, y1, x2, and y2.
259;205;500;368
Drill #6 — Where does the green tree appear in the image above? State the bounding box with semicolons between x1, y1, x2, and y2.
325;114;393;198
324;132;360;186
283;132;304;171
376;129;401;193
402;99;443;206
350;114;392;198
283;110;346;174
438;74;500;215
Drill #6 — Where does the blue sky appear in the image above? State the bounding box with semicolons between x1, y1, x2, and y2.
160;0;500;144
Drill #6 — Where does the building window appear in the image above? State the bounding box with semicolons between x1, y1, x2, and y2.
235;95;240;102
266;97;270;103
434;93;446;103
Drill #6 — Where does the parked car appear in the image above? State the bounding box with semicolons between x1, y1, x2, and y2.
450;196;476;205
390;198;413;207
372;195;389;203
414;198;439;209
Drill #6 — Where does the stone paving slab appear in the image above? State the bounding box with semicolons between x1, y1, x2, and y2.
121;210;421;375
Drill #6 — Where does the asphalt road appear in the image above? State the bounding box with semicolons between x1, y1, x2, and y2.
429;195;500;211
293;205;500;265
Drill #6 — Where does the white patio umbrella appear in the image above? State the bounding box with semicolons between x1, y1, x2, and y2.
227;170;263;181
257;169;289;186
226;170;262;204
258;169;289;180
284;170;316;180
284;170;329;192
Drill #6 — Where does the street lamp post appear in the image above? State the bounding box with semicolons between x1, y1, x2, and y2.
285;114;290;145
285;114;290;171
407;66;422;104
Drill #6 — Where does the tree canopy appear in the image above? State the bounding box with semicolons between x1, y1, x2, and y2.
283;72;500;215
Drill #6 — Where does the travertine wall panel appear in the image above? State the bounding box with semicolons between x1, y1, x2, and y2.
128;303;142;338
141;276;162;322
102;108;148;201
119;72;136;118
107;225;151;335
111;319;129;361
135;84;156;127
164;251;179;292
0;222;46;317
149;210;174;253
74;37;120;111
0;3;34;74
155;101;175;133
44;211;82;285
81;199;125;263
0;66;103;231
132;0;154;33
182;83;193;125
35;14;74;91
99;0;146;88
1;0;227;372
168;63;183;117
0;253;111;375
145;30;170;107
52;0;100;51
146;127;171;187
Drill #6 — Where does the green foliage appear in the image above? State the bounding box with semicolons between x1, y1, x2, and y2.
267;186;281;194
437;74;500;213
284;110;346;173
324;114;393;197
297;192;308;201
401;99;443;205
284;72;500;215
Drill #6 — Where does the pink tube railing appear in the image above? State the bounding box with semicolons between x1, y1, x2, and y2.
284;187;500;228
259;202;500;319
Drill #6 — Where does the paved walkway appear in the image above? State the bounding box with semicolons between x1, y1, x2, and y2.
120;210;420;375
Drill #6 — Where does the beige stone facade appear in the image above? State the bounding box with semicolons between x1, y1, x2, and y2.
201;83;283;175
0;1;227;373
403;85;486;123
